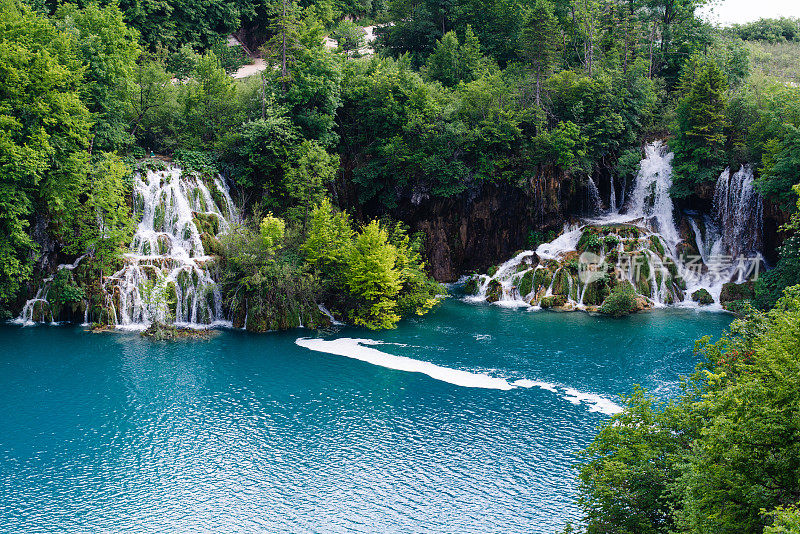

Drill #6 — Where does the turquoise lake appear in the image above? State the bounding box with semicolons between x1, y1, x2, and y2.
0;300;732;533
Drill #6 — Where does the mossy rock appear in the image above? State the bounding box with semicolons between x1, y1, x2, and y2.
582;278;609;306
649;235;665;256
691;288;714;305
486;280;503;303
518;270;534;297
551;268;571;297
463;276;480;296
200;232;222;256
486;265;499;277
532;268;552;294
636;275;652;297
719;281;754;304
540;295;567;308
599;282;638;317
577;229;603;253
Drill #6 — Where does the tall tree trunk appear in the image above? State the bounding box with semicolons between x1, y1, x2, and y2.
281;0;287;92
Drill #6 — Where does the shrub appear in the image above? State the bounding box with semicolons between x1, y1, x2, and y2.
599;282;637;317
691;288;714;305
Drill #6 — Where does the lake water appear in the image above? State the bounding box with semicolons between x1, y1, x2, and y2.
0;301;731;533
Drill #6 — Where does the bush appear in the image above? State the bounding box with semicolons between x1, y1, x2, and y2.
463;276;480;295
599;282;638;317
691;288;714;305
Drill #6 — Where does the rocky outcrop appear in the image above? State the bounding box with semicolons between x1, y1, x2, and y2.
391;168;581;281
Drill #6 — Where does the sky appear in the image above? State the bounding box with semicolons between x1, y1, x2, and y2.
699;0;800;26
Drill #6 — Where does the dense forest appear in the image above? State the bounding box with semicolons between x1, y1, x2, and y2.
2;0;800;528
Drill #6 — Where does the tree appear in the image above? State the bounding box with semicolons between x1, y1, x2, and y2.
345;221;402;329
577;284;800;533
0;0;91;308
180;51;240;147
69;153;135;275
283;141;339;232
263;0;302;92
670;59;729;197
331;20;366;57
518;0;561;105
54;2;142;152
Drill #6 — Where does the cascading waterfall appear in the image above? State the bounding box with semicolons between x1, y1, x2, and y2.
608;175;617;214
587;177;603;215
104;166;238;329
713;165;763;258
14;255;88;325
625;142;680;246
466;141;764;309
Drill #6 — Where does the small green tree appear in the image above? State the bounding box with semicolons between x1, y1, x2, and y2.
345;221;402;329
518;0;560;105
260;213;286;255
283;141;339;232
332;20;366;57
671;59;730;197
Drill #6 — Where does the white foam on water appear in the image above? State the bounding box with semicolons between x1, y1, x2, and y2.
296;337;515;390
295;337;623;415
562;387;624;415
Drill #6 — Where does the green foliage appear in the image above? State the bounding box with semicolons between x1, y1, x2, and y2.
0;0;91;305
578;284;800;533
331;20;365;56
670;59;730;197
302;200;440;329
518;0;560;105
283;140;339;228
764;503;800;534
218;222;322;331
728;17;800;43
598;281;637;317
754;185;800;309
165;44;199;79
49;269;85;306
260;213;286;254
425;26;491;87
344;220;402;328
68;153;135;273
54;2;141;152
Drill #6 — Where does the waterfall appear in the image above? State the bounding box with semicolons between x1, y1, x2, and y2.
713;165;763;258
587;177;603;215
625;142;680;246
103;166;237;329
14;255;88;325
608;175;617;214
467;141;764;310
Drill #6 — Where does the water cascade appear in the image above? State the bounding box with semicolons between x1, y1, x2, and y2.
14;255;88;325
713;165;763;258
608;175;617;213
465;142;764;309
587;177;603;215
103;166;238;329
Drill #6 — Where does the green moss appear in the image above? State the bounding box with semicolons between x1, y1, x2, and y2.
582;278;609;306
487;265;499;277
486;279;503;303
599;282;638;317
691;288;714;305
719;281;755;304
540;295;567;308
577;229;603;253
463;276;480;296
552;268;571;296
532;268;552;294
649;235;665;256
518;270;534;297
